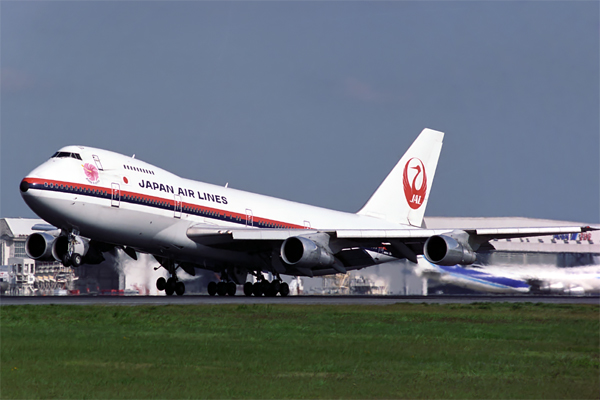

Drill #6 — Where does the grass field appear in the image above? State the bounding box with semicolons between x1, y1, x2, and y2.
1;302;598;399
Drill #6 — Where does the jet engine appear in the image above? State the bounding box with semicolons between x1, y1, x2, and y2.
25;232;58;261
280;235;335;269
424;232;476;266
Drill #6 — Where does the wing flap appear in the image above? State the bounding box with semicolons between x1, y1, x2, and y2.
187;224;319;245
335;228;451;239
231;229;319;240
474;225;597;239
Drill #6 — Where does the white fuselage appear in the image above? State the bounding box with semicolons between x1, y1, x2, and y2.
21;145;413;269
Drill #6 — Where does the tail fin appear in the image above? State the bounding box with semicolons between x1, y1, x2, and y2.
357;128;444;227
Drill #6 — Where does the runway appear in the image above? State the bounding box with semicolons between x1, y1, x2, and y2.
1;294;598;306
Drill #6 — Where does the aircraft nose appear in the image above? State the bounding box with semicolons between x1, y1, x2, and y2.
20;179;30;193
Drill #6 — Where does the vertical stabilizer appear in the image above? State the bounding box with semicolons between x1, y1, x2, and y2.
357;128;444;227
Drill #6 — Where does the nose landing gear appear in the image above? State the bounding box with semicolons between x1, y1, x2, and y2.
61;252;83;268
60;232;86;268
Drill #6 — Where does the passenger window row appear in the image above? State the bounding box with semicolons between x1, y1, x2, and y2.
124;164;155;175
41;180;293;228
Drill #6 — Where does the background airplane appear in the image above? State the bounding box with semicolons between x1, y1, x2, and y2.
19;129;596;296
413;256;600;295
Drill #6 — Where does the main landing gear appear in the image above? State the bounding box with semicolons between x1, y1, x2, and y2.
242;272;289;297
206;270;289;297
242;279;289;297
207;281;237;297
207;268;238;296
155;259;185;296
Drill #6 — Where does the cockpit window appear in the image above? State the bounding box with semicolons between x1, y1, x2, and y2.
51;152;82;160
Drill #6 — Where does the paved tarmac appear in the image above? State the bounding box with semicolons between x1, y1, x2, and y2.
1;294;598;306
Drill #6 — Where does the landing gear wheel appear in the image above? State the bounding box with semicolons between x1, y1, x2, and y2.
156;277;166;291
261;280;271;296
207;281;217;296
252;282;263;297
271;280;281;296
165;277;176;296
264;282;276;297
243;282;253;297
217;281;227;296
227;282;237;296
280;282;290;297
62;254;72;267
70;253;83;268
175;281;185;296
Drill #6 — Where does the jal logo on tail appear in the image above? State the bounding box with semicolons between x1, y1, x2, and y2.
403;158;427;209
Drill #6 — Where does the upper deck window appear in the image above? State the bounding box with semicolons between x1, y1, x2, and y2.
123;164;155;175
51;152;82;160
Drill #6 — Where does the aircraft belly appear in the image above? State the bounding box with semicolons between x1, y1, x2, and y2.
26;193;263;267
21;191;70;229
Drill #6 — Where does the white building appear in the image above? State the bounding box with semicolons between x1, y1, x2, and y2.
0;218;38;265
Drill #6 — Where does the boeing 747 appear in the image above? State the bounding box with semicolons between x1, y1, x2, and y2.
20;129;595;296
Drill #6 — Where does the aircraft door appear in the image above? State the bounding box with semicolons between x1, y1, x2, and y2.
111;183;120;208
174;195;182;219
245;209;253;227
92;155;104;171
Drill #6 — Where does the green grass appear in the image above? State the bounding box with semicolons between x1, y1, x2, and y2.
1;303;598;399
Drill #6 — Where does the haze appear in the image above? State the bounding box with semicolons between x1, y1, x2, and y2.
2;1;598;223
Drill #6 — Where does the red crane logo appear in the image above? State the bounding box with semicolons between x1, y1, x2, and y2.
403;158;427;209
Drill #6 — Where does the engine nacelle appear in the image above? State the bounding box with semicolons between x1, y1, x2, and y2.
280;236;335;269
424;234;476;266
25;232;58;261
51;235;90;263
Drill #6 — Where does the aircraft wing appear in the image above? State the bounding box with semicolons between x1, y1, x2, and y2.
187;223;597;267
188;224;596;242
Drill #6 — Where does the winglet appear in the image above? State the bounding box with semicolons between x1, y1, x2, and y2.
357;128;444;227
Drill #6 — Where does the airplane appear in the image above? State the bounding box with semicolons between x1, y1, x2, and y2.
413;256;600;295
19;128;596;296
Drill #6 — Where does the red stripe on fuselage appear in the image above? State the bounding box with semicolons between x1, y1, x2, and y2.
23;177;306;230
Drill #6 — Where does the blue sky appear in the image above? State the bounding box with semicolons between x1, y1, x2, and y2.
2;1;598;223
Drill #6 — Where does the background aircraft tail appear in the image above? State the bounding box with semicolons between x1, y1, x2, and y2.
357;128;444;227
